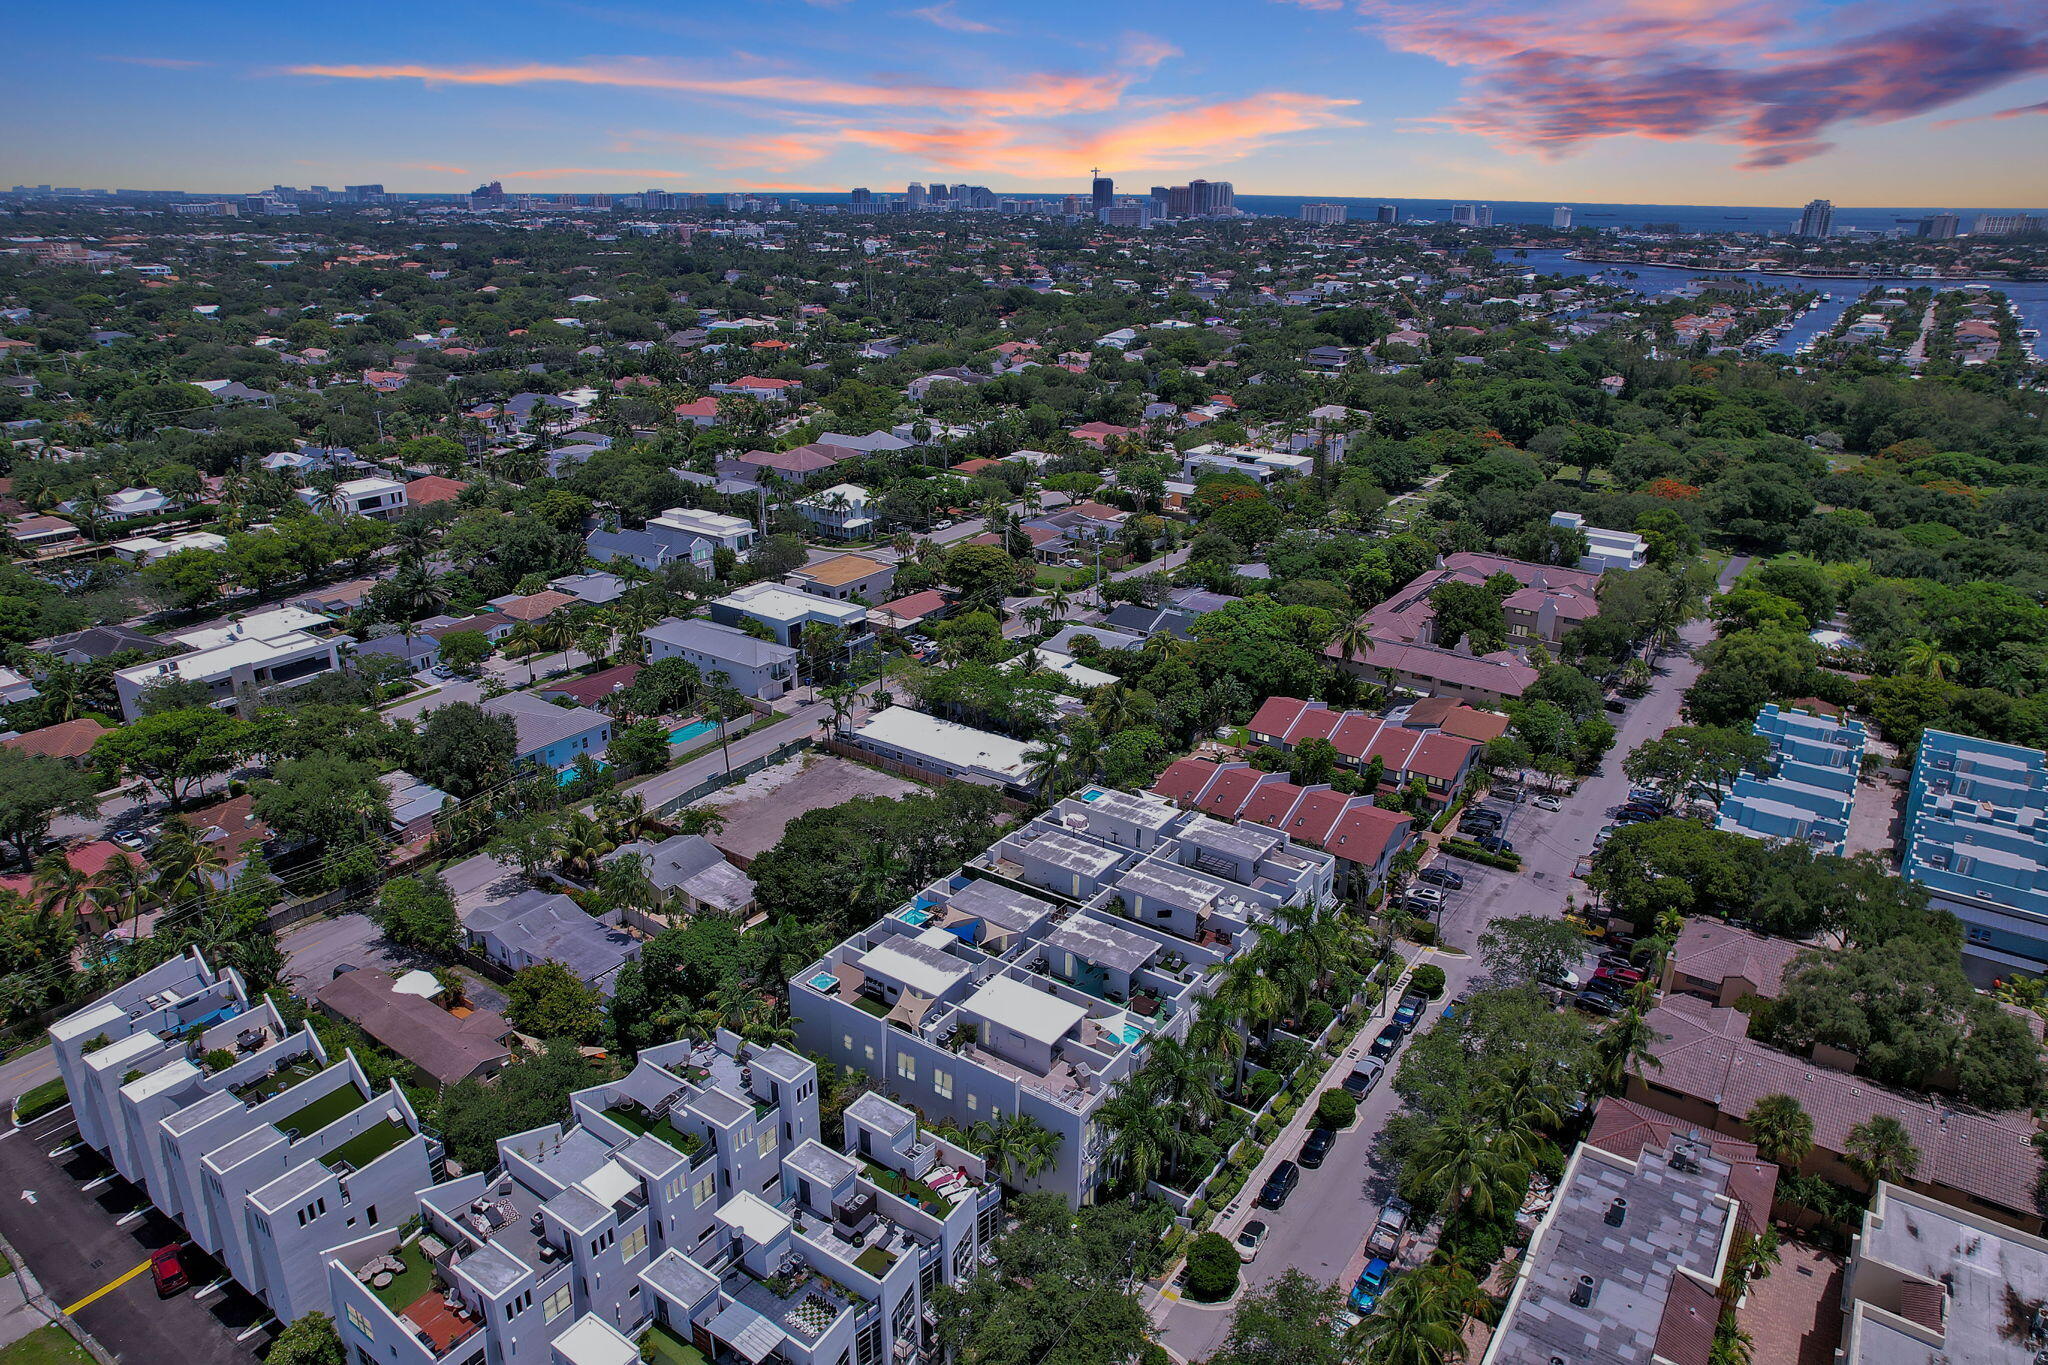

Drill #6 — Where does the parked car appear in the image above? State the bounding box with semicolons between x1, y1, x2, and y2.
1534;793;1563;811
1257;1160;1300;1209
1365;1197;1411;1257
1594;963;1645;986
1475;833;1514;854
1342;1059;1386;1098
1459;810;1503;831
1416;866;1465;891
1405;885;1446;909
1235;1218;1269;1262
1350;1258;1391;1313
1368;1024;1404;1059
1542;967;1584;992
151;1245;189;1297
1394;991;1428;1025
110;828;149;852
1574;989;1624;1016
1629;788;1672;809
1300;1127;1337;1169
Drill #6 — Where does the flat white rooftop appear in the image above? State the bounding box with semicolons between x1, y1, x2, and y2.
852;706;1035;782
965;974;1087;1048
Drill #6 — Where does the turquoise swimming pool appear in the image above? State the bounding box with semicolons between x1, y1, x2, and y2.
898;906;933;927
808;972;839;992
670;718;718;744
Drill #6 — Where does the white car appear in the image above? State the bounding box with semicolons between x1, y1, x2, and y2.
1534;794;1563;811
1235;1219;1269;1262
1405;885;1446;908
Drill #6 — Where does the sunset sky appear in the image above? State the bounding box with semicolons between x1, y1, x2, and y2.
11;0;2048;205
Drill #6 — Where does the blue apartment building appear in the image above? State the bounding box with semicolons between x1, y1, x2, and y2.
1715;704;1865;855
1903;729;2048;971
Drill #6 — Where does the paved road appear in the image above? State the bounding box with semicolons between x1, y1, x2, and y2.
1148;555;1745;1358
0;1108;270;1365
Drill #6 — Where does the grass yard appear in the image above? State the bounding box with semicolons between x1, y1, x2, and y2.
0;1328;95;1365
12;1078;68;1124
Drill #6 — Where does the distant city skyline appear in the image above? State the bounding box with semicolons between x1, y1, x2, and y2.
8;0;2047;202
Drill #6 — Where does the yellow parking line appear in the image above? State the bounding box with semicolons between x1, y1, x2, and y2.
62;1259;151;1316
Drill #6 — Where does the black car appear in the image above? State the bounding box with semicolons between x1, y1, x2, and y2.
1343;1059;1386;1098
1573;989;1624;1016
1475;833;1514;854
1619;803;1665;821
1416;866;1466;891
1257;1160;1300;1209
1368;1023;1404;1059
1460;809;1504;830
1299;1127;1337;1169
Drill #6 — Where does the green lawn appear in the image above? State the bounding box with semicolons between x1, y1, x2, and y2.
325;1118;410;1172
232;1057;323;1105
1034;566;1087;588
12;1078;68;1124
852;995;892;1019
603;1105;704;1157
0;1327;95;1365
858;1156;949;1212
853;1245;897;1277
641;1321;710;1365
278;1082;366;1138
368;1242;436;1312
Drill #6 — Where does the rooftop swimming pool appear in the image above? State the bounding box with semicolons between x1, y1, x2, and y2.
808;972;840;993
1079;788;1105;802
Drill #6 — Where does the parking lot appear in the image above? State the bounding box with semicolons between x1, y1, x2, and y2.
0;1105;271;1365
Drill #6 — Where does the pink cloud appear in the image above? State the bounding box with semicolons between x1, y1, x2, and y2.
286;59;1131;119
403;161;471;174
1345;0;2048;166
1934;98;2048;128
105;55;210;69
498;166;698;179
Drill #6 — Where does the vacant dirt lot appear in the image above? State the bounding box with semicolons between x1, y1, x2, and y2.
701;753;924;863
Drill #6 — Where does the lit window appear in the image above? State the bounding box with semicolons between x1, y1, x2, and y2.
543;1286;572;1321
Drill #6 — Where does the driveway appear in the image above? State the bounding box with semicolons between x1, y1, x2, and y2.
278;913;507;1014
0;1108;271;1365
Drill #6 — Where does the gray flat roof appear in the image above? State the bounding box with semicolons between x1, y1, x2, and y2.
643;616;796;668
640;1249;719;1309
784;1139;856;1188
1044;914;1157;975
1017;827;1124;877
846;1091;915;1139
950;877;1055;933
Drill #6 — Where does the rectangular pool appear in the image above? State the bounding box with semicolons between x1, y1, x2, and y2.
670;719;718;744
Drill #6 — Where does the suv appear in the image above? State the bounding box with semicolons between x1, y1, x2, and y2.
1342;1059;1386;1098
1368;1023;1404;1059
1392;991;1428;1031
1416;866;1465;891
1299;1127;1337;1169
1350;1258;1391;1313
1405;885;1446;909
151;1245;189;1298
1257;1160;1300;1209
1459;809;1503;832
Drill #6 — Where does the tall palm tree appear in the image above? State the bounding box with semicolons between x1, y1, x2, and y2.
505;622;544;684
1844;1116;1921;1188
30;852;91;928
1334;618;1376;668
88;854;155;936
1022;732;1075;801
969;1113;1063;1188
1138;1033;1228;1131
1349;1265;1471;1365
1095;1076;1178;1195
149;818;225;903
1743;1094;1815;1170
1592;1002;1662;1096
1409;1118;1523;1223
1900;638;1957;682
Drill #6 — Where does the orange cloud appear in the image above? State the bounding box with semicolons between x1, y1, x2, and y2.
618;130;833;171
403;161;471;174
287;60;1129;118
498;166;698;179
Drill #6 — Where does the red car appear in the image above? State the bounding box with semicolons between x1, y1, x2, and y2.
150;1245;188;1297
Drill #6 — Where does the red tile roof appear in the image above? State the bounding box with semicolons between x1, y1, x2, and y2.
1249;696;1311;738
1238;781;1304;831
491;590;576;622
540;663;644;708
1194;766;1263;819
1281;789;1357;848
1151;758;1223;806
674;398;720;418
2;718;109;761
1408;732;1480;783
405;475;471;506
1324;806;1412;867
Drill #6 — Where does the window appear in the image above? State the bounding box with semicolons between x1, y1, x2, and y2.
621;1226;648;1260
757;1127;775;1158
346;1305;372;1338
897;1054;916;1082
665;1177;683;1201
543;1286;573;1321
693;1172;716;1207
842;1034;854;1053
863;1043;875;1063
965;1092;978;1112
932;1068;953;1100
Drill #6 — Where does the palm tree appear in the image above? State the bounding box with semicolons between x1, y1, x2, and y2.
149;818;225;903
1214;949;1286;1048
1137;1033;1228;1130
1900;638;1957;682
505;622;544;684
819;683;859;737
1592;1002;1662;1095
1845;1115;1921;1188
969;1113;1063;1187
1349;1265;1471;1365
1044;582;1072;625
1744;1094;1815;1170
30;852;91;927
1334;617;1375;668
1409;1118;1523;1223
1022;732;1075;801
88;854;155;936
1095;1076;1177;1195
556;812;617;881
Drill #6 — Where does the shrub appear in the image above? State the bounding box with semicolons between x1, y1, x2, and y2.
1410;964;1447;998
12;1078;67;1123
202;1048;236;1073
1315;1088;1358;1130
1184;1232;1240;1302
1301;999;1337;1036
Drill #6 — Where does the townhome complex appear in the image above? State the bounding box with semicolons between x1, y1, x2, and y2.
54;960;994;1365
793;786;1334;1204
1715;703;1866;855
1902;728;2048;971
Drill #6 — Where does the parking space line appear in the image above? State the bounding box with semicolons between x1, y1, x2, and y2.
61;1259;151;1315
237;1320;278;1342
80;1174;114;1192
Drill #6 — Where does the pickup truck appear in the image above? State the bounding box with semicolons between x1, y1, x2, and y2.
1365;1196;1411;1259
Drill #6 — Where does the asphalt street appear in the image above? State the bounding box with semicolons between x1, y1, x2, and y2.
1148;555;1746;1360
0;1106;270;1365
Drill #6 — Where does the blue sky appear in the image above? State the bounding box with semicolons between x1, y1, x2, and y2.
9;0;2047;204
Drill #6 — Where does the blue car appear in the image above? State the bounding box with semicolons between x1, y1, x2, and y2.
1350;1258;1391;1313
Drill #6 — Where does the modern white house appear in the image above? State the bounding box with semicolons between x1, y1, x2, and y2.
301;476;409;520
650;507;756;554
113;617;342;719
710;582;871;650
796;484;879;540
63;486;171;519
793;787;1337;1205
111;530;230;563
1549;510;1647;574
843;707;1037;794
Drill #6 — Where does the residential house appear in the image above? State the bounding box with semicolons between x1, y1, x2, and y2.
315;968;515;1086
710;582;869;650
1;717;109;766
642;618;795;699
1715;703;1866;855
1148;759;1415;892
464;890;641;995
114;616;342;720
1244;696;1483;804
479;693;612;773
1660;920;1804;1007
1838;1183;2048;1365
1549;510;1647;574
796;484;878;540
1632;995;2044;1233
709;375;801;403
787;553;895;603
601;834;758;927
381;770;454;841
301;477;407;520
845;707;1036;794
37;623;163;664
536;664;644;712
